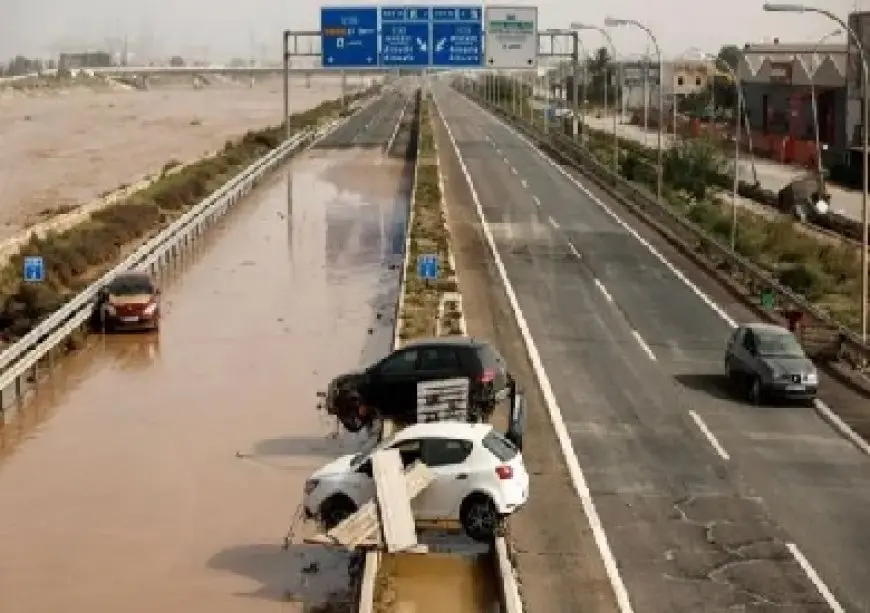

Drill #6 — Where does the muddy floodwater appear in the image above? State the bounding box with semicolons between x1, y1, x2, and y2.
0;150;410;612
379;552;501;613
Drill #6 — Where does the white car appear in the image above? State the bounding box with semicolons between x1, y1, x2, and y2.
303;422;529;542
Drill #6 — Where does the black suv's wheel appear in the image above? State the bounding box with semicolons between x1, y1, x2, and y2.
320;495;357;530
460;494;501;542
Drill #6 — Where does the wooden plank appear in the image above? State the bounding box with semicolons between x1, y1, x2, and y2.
416;377;469;422
325;458;433;551
373;449;418;552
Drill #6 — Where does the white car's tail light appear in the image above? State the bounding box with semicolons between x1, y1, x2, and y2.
495;465;513;480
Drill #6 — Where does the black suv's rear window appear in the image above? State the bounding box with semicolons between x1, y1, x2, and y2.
482;430;518;462
476;343;505;370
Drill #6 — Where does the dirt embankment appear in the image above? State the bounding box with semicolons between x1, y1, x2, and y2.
0;75;353;240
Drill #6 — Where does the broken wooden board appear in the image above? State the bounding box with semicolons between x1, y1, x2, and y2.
324;458;433;551
373;449;418;552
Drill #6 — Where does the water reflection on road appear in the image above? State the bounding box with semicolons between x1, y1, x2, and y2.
0;150;410;613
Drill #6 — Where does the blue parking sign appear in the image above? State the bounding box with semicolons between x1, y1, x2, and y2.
23;256;44;282
416;254;439;280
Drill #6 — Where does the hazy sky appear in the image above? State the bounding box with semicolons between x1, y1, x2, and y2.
2;0;867;61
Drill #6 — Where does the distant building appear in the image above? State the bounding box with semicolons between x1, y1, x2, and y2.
58;51;113;73
737;38;847;167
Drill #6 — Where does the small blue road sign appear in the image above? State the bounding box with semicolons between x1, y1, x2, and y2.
320;6;379;68
380;6;431;67
416;254;439;280
431;6;483;67
23;256;44;282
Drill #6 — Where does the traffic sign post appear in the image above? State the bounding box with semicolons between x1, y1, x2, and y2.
23;256;44;283
320;6;379;68
319;4;492;69
416;254;439;281
431;6;483;68
380;6;431;67
484;5;538;69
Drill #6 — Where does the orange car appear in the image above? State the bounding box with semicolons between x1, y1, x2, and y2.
94;271;161;332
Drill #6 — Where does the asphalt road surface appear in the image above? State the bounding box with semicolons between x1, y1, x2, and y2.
316;87;408;150
434;83;870;613
0;144;410;612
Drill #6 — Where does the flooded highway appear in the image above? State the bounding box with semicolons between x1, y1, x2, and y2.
0;148;410;612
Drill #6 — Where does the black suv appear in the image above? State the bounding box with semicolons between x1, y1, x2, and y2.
324;337;512;432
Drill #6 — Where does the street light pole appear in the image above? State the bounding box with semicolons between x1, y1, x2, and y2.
810;28;843;198
606;17;664;203
571;22;621;174
763;2;868;347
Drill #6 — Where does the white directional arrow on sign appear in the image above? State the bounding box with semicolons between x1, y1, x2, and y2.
416;37;427;52
435;38;446;52
367;56;373;63
327;56;334;63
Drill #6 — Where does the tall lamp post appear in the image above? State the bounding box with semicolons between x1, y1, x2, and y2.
571;22;621;173
763;3;868;348
605;17;664;203
809;28;843;200
685;47;745;250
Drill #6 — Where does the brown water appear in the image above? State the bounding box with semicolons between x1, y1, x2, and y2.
378;552;501;613
0;150;409;613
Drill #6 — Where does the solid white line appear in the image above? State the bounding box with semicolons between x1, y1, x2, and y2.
548;216;559;229
520;179;528;189
630;329;657;361
436;95;636;613
593;277;613;302
786;543;845;613
532;196;541;207
688;410;730;461
813;399;870;456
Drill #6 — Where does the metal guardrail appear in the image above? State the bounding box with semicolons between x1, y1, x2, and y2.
466;92;870;373
0;114;358;412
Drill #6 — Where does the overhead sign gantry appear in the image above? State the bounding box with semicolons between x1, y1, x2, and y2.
318;4;539;70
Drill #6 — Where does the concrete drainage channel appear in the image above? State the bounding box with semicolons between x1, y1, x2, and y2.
355;90;523;613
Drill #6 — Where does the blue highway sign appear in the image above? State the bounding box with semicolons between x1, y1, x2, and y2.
431;5;483;67
380;6;431;67
416;254;439;280
23;255;44;283
320;6;379;68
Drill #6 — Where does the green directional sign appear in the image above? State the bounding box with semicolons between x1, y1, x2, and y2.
760;288;775;311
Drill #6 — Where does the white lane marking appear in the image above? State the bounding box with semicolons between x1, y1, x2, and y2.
786;543;846;613
466;97;870;462
469;96;738;329
593;277;613;302
520;179;528;189
532;196;541;207
452;91;855;612
495;147;503;155
630;329;657;361
436;96;636;613
510;166;518;175
813;400;870;456
688;410;730;461
567;242;582;259
503;156;510;164
548;216;559;229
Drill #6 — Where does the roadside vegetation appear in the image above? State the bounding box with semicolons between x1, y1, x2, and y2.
0;89;376;342
396;93;464;343
477;75;865;332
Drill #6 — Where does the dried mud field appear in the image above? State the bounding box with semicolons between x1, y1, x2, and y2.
0;74;360;240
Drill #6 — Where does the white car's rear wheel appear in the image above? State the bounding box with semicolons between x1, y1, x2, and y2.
320;495;357;530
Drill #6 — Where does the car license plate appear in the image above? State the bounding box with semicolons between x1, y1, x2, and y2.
120;316;139;323
786;384;804;391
